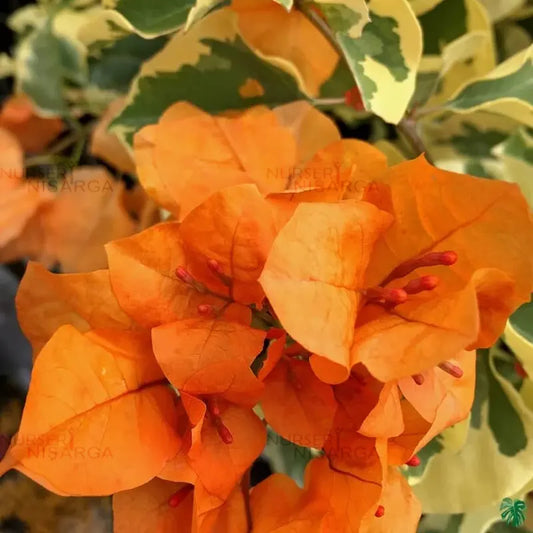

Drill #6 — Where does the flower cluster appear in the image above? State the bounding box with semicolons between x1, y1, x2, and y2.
1;101;532;532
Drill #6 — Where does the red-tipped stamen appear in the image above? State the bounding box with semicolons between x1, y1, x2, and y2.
216;421;234;445
412;374;425;385
403;275;439;295
382;251;458;286
207;258;232;286
515;361;528;378
344;86;365;111
375;505;385;518
168;485;192;507
438;361;464;379
366;287;408;305
197;304;215;317
206;398;234;444
207;397;221;417
266;328;285;340
406;455;421;467
175;266;195;285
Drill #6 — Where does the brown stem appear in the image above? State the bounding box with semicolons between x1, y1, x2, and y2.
397;117;433;164
241;469;252;532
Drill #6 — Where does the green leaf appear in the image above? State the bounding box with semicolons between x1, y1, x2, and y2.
317;0;421;124
505;300;533;379
88;34;168;93
108;0;195;37
15;21;87;115
113;25;305;142
446;47;533;126
335;0;422;124
418;0;467;54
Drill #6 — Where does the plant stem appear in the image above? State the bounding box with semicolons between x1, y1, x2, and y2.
241;469;252;532
397;117;433;163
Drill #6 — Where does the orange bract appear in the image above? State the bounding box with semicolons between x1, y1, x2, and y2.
134;101;341;220
231;0;338;96
90;99;135;175
0;95;63;152
261;155;533;383
0;326;180;495
0;167;138;272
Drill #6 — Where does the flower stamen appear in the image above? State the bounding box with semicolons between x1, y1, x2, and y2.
438;361;463;378
168;485;192;507
365;287;408;306
403;275;439;294
406;455;421;467
375;505;385;518
381;251;457;286
207;259;232;287
206;397;234;444
411;374;425;385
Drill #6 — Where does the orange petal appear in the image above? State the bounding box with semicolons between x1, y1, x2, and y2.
304;456;383;530
359;382;404;439
415;350;475;452
0;326;180;495
90;98;135;175
38;167;137;272
179;184;278;305
232;0;338;96
152;317;265;405
193;481;248;533
251;474;314;533
290;140;388;196
113;479;193;533
185;399;266;501
360;467;421;533
0;181;49;248
273;101;340;164
351;279;481;381
106;221;222;328
135;102;299;220
0;127;23;193
261;358;337;447
365;156;533;345
260;201;392;383
16;262;133;356
257;332;286;381
0;95;63;152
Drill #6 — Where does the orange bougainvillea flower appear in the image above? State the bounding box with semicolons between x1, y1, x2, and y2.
251;455;421;533
0;166;139;272
260;156;533;384
0;94;63;152
1;185;279;528
134;101;340;220
4;100;533;532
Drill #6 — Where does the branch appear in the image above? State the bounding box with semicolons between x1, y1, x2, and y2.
397;117;433;164
241;469;252;532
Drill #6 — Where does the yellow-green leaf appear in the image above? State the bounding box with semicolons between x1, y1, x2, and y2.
331;0;422;124
112;8;305;144
445;45;533;126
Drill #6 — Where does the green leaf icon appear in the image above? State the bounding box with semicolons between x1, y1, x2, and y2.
500;497;527;527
